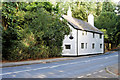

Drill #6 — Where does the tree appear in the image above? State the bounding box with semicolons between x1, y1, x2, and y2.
95;1;120;47
2;2;70;61
95;12;118;45
113;15;120;46
102;2;116;12
96;2;103;16
72;2;93;21
72;2;102;21
115;1;120;14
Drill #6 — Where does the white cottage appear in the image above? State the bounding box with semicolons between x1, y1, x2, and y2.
62;7;104;56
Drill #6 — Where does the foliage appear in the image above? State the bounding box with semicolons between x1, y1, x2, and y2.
0;24;2;54
116;3;120;14
95;12;117;42
113;15;120;46
102;2;116;12
96;2;103;16
72;2;89;21
100;29;108;40
2;2;70;61
94;1;120;47
70;2;102;21
54;2;102;21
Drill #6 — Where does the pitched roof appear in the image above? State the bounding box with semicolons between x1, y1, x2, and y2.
62;15;103;34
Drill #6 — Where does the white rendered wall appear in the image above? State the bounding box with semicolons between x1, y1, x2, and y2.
62;25;104;56
62;24;77;56
78;30;104;55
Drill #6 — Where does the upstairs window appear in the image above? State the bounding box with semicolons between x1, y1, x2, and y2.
81;43;84;49
65;45;71;49
82;31;87;35
100;34;102;39
86;31;87;35
82;32;84;35
93;33;95;38
92;43;95;49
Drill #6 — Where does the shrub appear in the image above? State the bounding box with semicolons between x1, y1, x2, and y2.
2;2;70;61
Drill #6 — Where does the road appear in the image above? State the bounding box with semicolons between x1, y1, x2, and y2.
1;51;119;78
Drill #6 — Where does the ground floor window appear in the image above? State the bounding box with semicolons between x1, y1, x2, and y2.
86;43;87;49
92;43;95;49
100;44;102;48
81;43;84;49
65;45;71;49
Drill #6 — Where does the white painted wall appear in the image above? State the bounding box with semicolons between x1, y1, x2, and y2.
62;25;104;56
62;24;77;56
78;30;104;55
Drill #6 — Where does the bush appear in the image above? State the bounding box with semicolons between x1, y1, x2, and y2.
2;2;70;61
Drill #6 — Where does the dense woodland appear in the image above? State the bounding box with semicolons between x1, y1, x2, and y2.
1;1;120;61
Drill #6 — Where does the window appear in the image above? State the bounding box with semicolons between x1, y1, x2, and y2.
82;32;84;35
93;33;95;38
81;43;84;49
100;44;102;48
92;43;95;49
65;45;71;49
100;34;102;39
86;31;87;35
86;43;87;49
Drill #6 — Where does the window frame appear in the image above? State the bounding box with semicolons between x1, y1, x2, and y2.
81;43;84;49
86;43;87;49
92;43;95;49
93;33;95;38
65;45;71;49
82;32;84;35
86;31;87;35
100;44;102;48
100;34;102;39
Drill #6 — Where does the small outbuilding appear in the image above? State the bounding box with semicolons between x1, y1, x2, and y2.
62;7;104;56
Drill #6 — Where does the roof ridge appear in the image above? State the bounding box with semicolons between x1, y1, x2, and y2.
62;15;103;34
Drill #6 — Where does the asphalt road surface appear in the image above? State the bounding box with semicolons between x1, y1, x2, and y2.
1;51;119;78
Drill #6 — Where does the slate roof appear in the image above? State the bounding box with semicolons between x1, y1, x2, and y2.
62;15;103;34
